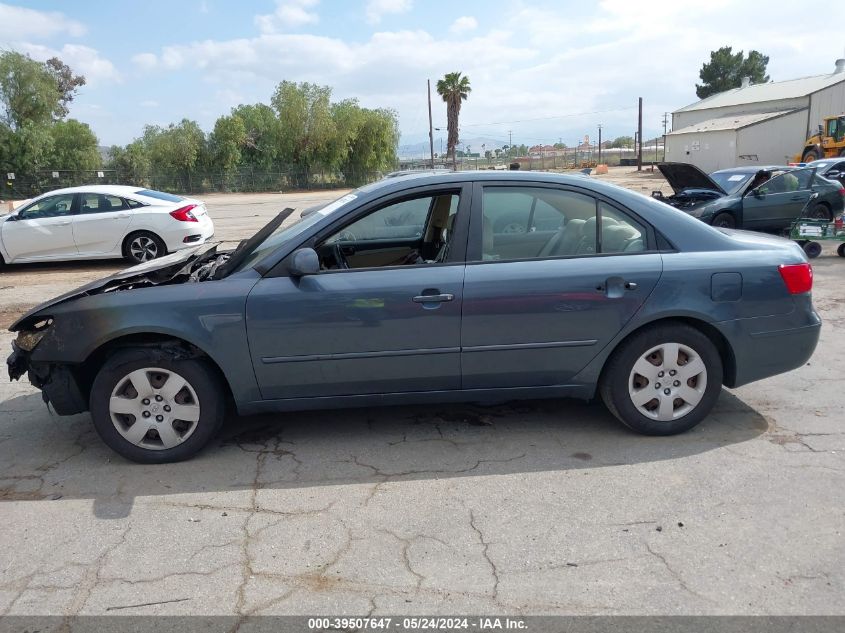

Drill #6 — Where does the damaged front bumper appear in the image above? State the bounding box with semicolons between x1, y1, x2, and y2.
7;341;87;415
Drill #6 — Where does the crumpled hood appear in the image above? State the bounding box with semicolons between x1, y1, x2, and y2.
658;163;727;196
8;244;218;331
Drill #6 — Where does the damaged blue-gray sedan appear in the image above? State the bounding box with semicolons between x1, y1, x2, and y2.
7;172;821;463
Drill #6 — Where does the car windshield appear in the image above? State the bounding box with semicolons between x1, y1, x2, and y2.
709;171;753;195
231;192;359;272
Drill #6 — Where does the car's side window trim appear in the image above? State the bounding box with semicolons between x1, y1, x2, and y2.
469;181;657;263
264;182;473;278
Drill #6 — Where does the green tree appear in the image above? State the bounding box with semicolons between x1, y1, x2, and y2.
48;119;101;170
436;71;471;170
0;51;62;129
610;135;634;148
44;57;86;119
272;81;337;180
231;103;284;170
0;121;54;174
107;140;151;180
209;114;246;174
696;46;770;99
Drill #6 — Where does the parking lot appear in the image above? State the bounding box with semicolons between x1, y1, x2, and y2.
0;169;843;616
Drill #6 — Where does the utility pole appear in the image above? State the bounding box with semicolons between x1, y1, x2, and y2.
661;111;669;161
509;130;513;151
427;80;435;169
597;124;602;164
637;97;643;172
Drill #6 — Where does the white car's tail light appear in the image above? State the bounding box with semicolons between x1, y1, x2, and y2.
170;204;198;222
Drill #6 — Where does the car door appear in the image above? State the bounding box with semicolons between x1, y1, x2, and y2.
461;183;663;390
73;193;133;255
245;183;471;401
1;193;78;262
742;169;813;230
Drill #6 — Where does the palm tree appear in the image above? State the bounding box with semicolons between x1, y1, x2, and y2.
436;72;471;170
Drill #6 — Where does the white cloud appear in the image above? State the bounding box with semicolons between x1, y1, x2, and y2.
450;16;478;35
255;0;319;33
0;3;86;40
17;43;121;85
365;0;411;25
132;52;159;71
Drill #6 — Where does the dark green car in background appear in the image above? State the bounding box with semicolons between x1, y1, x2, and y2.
654;163;844;231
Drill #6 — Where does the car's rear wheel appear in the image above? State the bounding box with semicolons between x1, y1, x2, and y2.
838;242;845;257
123;231;167;264
600;324;723;435
90;350;224;463
711;212;736;229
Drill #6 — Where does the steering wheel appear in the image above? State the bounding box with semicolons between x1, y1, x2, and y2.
333;243;349;269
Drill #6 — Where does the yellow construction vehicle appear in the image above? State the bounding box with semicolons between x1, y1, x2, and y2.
797;115;845;162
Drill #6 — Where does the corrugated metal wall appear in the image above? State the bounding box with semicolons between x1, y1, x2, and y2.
736;110;809;166
664;129;737;172
807;83;845;137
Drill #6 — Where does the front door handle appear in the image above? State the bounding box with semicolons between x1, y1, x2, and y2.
412;293;454;303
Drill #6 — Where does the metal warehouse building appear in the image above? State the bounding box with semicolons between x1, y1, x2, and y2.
664;60;845;173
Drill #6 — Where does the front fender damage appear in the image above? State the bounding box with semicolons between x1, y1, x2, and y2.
7;341;87;415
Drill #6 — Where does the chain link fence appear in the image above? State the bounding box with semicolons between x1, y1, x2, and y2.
2;168;386;201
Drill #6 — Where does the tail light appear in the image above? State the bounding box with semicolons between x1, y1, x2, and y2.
839;188;845;198
169;204;198;222
778;263;813;294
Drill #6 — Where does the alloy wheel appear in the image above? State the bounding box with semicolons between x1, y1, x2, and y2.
628;342;707;421
129;236;159;262
108;367;201;450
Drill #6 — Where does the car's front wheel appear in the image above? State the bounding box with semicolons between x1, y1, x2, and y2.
600;324;723;435
89;350;225;463
124;231;167;264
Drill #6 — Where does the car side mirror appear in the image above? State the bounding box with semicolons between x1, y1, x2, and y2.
288;247;320;277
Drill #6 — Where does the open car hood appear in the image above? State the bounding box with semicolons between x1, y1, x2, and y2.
9;243;219;331
657;163;727;196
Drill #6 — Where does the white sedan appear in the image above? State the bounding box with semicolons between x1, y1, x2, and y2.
0;185;215;266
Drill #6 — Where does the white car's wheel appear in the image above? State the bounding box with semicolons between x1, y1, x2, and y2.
124;231;167;263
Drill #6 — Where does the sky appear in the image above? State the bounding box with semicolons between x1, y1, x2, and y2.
0;0;840;155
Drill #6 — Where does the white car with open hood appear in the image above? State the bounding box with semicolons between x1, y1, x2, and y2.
0;185;214;266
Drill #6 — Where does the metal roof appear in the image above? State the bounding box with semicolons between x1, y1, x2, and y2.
667;109;802;135
675;72;845;113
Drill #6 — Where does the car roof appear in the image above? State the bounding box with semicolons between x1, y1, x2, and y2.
31;185;150;198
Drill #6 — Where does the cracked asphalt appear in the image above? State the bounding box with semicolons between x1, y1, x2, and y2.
0;181;843;616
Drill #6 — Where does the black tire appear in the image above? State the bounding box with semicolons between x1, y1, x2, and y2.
808;203;832;221
599;323;723;436
123;231;167;264
711;212;736;229
802;241;822;259
838;242;845;257
89;349;225;463
803;150;819;163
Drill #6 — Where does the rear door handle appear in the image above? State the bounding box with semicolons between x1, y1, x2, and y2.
114;213;130;219
413;293;454;303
